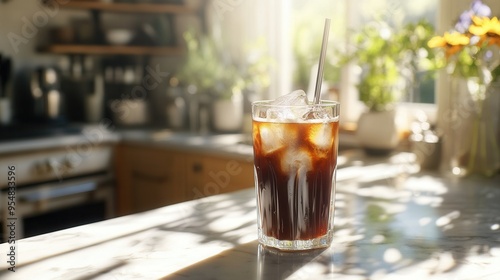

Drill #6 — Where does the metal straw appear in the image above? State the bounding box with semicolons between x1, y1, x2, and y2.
313;18;331;105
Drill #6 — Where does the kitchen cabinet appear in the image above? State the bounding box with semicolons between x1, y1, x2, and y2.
114;143;186;215
185;153;254;202
115;143;254;215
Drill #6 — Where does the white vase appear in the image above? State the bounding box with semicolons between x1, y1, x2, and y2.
211;94;243;132
356;110;399;155
447;76;500;177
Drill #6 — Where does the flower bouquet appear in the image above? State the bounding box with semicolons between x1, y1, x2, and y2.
428;0;500;177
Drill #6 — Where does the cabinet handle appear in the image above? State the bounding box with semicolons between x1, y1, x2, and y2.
132;171;169;183
192;163;203;173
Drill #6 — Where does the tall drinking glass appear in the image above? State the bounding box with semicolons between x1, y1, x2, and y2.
252;100;340;251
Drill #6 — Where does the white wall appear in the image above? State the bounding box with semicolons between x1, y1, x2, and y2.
0;1;85;70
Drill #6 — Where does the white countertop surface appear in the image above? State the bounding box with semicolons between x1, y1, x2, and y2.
1;152;500;279
0;124;121;155
0;125;253;161
118;129;254;160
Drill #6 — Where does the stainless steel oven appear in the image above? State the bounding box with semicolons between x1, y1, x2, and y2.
0;140;115;242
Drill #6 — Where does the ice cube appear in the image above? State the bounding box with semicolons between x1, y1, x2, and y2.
301;105;332;121
259;123;286;154
271;90;309;106
266;108;286;120
309;123;334;152
267;90;310;121
281;148;312;174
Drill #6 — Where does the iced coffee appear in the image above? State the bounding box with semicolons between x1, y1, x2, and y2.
252;90;340;251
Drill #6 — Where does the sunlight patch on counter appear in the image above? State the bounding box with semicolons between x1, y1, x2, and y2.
435;211;460;227
405;176;448;195
383;248;402;264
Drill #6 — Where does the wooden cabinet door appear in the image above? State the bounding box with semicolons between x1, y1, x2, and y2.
116;143;254;215
187;154;254;200
115;144;185;215
184;154;206;201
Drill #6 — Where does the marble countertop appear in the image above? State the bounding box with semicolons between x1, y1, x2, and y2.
0;125;253;160
0;125;353;160
1;151;499;279
0;124;121;155
118;129;254;160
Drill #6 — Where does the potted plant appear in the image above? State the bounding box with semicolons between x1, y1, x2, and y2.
342;18;436;154
210;72;246;133
178;32;271;132
177;31;243;132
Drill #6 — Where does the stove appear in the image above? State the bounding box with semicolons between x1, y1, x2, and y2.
0;123;116;242
0;123;83;142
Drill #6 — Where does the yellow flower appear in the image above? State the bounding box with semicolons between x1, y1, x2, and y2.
428;32;470;57
469;16;500;46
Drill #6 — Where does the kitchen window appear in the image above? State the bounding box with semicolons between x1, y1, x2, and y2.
289;0;438;126
221;0;439;126
289;0;500;128
213;0;499;127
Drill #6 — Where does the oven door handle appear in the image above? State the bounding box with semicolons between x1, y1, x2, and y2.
18;182;97;203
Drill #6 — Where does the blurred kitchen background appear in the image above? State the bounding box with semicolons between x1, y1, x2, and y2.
0;0;499;241
0;0;445;132
0;0;491;130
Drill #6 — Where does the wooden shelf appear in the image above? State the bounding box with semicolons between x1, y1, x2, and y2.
49;0;197;14
41;44;184;56
39;1;202;56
